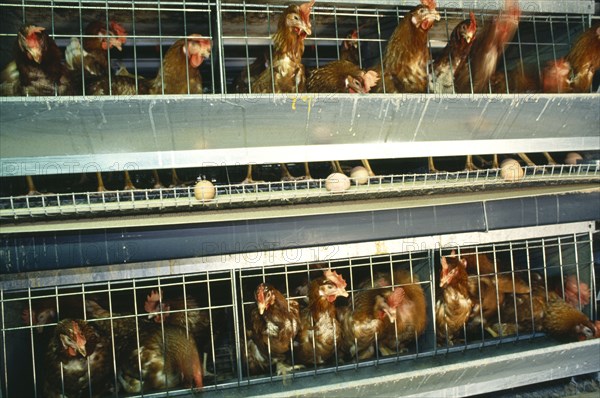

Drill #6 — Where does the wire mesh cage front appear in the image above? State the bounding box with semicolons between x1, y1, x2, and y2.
1;231;596;396
0;1;598;96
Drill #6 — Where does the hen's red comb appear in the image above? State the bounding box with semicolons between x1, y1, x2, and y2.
188;34;212;48
109;21;127;44
324;269;347;289
299;0;316;25
468;11;477;33
421;0;437;10
72;321;86;347
256;284;265;303
109;21;127;36
351;29;359;40
28;26;45;35
144;289;162;312
71;320;81;335
387;287;405;308
441;256;449;270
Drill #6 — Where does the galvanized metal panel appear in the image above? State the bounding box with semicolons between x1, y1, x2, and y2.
0;189;596;274
1;94;598;177
0;221;593;290
197;339;600;398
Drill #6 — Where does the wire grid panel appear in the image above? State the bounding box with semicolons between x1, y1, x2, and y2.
0;269;237;397
0;1;597;96
1;231;594;396
1;163;598;220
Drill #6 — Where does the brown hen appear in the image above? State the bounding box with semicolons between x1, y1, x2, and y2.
430;12;477;95
566;23;600;93
435;252;473;345
43;319;113;398
494;274;596;341
244;283;301;375
150;34;211;95
307;60;379;93
86;299;203;393
338;286;404;360
454;0;520;94
372;270;428;355
373;0;440;93
294;269;349;366
251;0;314;93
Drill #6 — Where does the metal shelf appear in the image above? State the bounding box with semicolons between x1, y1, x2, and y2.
1;94;599;177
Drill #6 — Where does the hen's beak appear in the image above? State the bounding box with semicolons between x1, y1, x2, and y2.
109;37;123;51
384;307;397;323
77;344;87;357
294;21;312;37
338;288;349;298
257;301;266;315
439;274;450;288
465;31;475;44
28;48;43;64
200;44;212;60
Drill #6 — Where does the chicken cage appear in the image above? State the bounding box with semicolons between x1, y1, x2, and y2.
1;0;599;397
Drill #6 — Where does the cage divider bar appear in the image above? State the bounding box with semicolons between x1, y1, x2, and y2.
231;268;244;386
242;1;251;94
474;246;485;345
214;0;226;95
158;0;165;95
588;230;597;321
507;240;517;341
557;236;565;300
204;271;217;386
430;248;439;355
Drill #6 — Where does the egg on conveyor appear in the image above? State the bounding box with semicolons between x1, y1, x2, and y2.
325;173;351;192
194;179;216;201
500;158;524;182
350;166;369;185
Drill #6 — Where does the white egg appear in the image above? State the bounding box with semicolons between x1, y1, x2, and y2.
325;173;351;192
350;166;369;185
500;158;524;182
194;180;216;201
564;152;583;165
